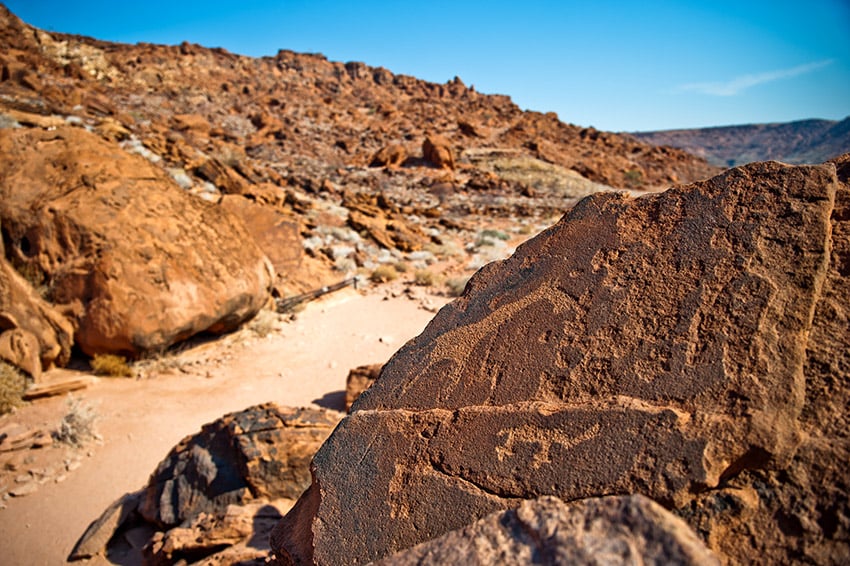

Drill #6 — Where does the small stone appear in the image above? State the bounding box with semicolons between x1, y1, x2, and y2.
10;483;38;497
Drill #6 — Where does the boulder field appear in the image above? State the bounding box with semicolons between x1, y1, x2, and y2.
271;156;850;564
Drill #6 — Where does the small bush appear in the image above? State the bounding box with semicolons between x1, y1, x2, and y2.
480;229;510;241
54;396;99;447
445;276;471;297
476;229;510;248
624;168;644;188
370;265;399;283
90;354;133;378
0;361;26;415
413;269;438;287
248;309;279;338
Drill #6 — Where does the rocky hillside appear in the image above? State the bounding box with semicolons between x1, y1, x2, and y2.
0;2;718;375
633;117;850;167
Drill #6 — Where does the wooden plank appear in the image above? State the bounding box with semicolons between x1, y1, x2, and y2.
23;377;94;400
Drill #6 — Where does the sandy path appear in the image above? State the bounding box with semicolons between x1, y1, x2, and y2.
0;288;446;565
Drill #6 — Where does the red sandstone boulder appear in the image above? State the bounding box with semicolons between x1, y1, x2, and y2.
272;159;849;565
0;126;273;357
422;135;456;170
369;144;408;168
219;195;306;294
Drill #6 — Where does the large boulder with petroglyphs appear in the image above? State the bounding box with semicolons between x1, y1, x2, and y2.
272;157;850;565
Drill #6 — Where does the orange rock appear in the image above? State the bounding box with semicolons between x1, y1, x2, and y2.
369;144;407;168
0;328;41;381
423;134;456;170
0;126;272;357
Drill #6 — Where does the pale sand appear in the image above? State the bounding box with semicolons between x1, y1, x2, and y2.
0;287;447;565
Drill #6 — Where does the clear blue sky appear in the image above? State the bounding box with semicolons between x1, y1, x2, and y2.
6;0;850;131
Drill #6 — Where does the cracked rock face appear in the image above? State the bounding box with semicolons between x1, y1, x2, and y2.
271;158;850;565
0;251;73;376
140;404;342;529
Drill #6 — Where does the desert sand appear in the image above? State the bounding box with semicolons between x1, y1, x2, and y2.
0;286;448;565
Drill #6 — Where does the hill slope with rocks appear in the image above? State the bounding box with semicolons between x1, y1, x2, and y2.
633;117;850;167
0;1;718;375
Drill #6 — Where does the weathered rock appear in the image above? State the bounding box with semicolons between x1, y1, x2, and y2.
140;404;342;529
143;500;289;566
68;491;143;561
0;249;74;373
346;202;429;253
376;495;720;565
0;126;273;357
369;144;408;168
195;157;250;195
70;405;341;563
172;113;211;135
272;160;847;564
0;328;41;380
422;134;455;170
679;153;850;563
344;363;382;411
220;195;305;293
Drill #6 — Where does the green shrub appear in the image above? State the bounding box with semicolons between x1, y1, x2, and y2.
0;361;26;415
90;354;133;378
370;265;399;283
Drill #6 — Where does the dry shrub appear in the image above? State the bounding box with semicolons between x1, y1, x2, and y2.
0;361;26;415
370;265;398;283
90;354;133;377
393;261;408;273
413;269;438;287
248;308;279;337
54;396;99;447
445;276;471;297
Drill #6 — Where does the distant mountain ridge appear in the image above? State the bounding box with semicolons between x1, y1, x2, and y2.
632;117;850;167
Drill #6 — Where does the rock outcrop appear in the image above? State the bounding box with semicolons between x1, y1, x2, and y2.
271;158;849;565
423;135;456;170
70;404;343;563
0;126;273;357
0;240;73;377
140;404;342;528
376;495;720;565
344;363;382;411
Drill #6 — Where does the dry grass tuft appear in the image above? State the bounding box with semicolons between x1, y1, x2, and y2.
370;265;399;283
54;396;100;447
413;269;438;287
90;354;134;378
0;361;26;415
